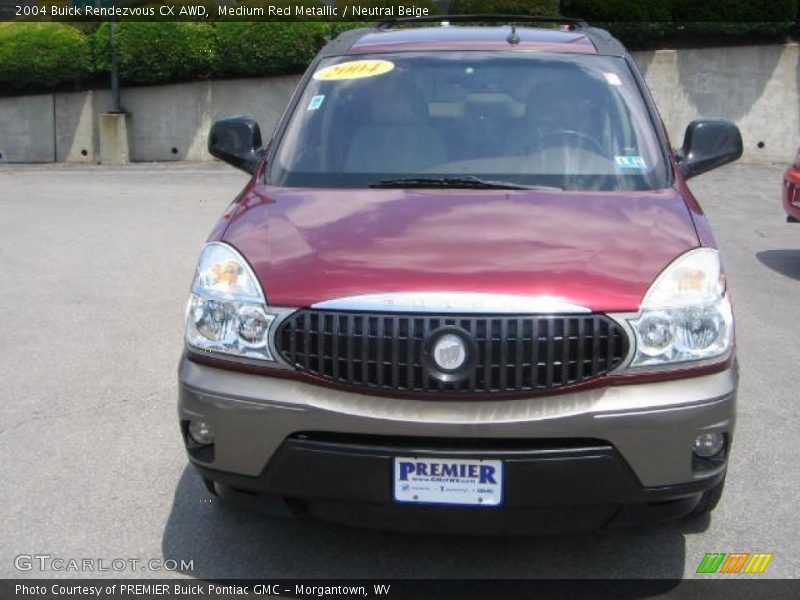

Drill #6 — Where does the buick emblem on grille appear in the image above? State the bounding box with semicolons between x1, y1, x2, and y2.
432;334;467;371
276;310;628;394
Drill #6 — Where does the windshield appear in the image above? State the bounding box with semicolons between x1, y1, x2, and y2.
268;52;669;191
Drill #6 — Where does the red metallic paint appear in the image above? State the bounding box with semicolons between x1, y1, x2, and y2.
671;154;719;248
783;150;800;221
215;181;701;313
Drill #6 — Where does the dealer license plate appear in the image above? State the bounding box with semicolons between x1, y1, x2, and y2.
393;457;503;507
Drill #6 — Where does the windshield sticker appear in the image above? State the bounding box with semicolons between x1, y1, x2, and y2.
604;72;623;86
615;155;648;170
307;95;325;111
313;60;395;81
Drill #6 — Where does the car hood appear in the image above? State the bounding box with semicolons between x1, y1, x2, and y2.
221;186;700;312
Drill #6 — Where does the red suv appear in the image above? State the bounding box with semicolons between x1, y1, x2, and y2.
179;17;743;534
784;147;800;222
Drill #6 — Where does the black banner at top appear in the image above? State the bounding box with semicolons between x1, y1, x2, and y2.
2;0;439;23
1;0;798;23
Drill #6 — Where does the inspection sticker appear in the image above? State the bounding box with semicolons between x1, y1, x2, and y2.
313;59;395;81
307;95;325;111
615;155;648;170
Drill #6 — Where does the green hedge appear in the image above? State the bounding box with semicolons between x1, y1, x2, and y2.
561;0;798;47
1;1;799;94
671;0;797;22
0;23;93;93
670;0;798;41
562;0;796;21
94;22;216;85
449;0;558;17
0;19;343;93
559;0;676;47
561;0;671;21
214;22;329;78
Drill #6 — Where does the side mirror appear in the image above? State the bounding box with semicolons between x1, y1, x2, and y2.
208;116;263;174
676;119;742;179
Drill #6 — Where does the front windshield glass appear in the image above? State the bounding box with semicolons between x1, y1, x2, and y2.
268;51;669;191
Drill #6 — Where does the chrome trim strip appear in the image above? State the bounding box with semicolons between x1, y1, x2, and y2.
311;292;591;314
605;312;638;373
265;307;301;369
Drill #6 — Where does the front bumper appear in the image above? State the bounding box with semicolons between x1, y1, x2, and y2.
178;355;737;532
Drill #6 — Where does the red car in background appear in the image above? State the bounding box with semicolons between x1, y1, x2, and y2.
784;148;800;222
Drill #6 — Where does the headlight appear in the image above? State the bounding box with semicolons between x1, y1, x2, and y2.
185;242;276;361
629;248;733;367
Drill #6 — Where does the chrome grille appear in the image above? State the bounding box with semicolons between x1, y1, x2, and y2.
275;311;628;396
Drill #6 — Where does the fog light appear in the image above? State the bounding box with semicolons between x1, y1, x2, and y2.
188;420;214;445
693;432;724;458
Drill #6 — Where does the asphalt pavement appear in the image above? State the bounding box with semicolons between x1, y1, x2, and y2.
0;161;798;580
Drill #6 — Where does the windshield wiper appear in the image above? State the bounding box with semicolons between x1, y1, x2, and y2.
369;176;562;191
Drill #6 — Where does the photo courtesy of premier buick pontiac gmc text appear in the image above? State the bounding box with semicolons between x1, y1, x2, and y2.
178;16;743;534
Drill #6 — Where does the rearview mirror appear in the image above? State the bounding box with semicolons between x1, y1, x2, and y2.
208;117;263;174
676;120;742;179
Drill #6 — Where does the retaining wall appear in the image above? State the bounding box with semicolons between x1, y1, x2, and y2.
1;44;798;165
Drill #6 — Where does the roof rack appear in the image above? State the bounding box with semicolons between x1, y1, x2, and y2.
376;14;588;31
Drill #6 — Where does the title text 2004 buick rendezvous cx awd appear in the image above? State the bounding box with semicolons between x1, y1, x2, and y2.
178;17;743;534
